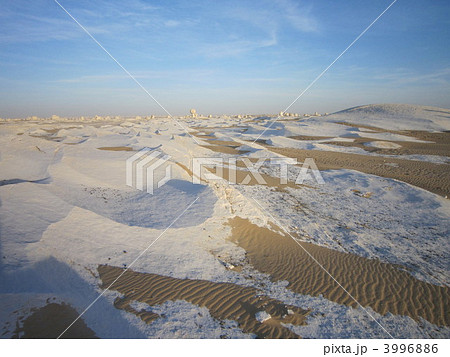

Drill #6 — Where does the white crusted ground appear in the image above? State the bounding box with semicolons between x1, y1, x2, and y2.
1;104;449;338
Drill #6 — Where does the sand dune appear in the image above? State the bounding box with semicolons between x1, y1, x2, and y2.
196;128;449;196
98;265;309;338
229;217;450;327
315;127;450;157
1;103;449;339
267;146;450;197
206;164;300;189
327;104;450;131
200;144;247;155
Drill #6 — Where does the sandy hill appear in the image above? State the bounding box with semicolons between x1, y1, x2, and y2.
326;103;450;131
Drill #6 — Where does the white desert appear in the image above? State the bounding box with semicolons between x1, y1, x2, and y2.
0;104;449;338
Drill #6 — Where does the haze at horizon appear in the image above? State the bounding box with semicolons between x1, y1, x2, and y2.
0;0;449;118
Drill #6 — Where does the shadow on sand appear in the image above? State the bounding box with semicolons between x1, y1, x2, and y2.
0;253;145;338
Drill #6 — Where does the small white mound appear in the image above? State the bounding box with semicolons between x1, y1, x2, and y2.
327;103;450;131
28;129;48;136
255;311;271;323
364;141;402;149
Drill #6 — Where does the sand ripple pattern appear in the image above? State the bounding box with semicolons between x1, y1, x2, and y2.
229;217;450;327
267;147;450;197
98;265;309;338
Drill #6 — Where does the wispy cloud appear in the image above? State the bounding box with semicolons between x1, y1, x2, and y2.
52;69;216;84
0;1;117;44
164;20;180;28
73;0;160;19
0;0;162;44
3;0;449;117
225;0;318;34
195;0;318;58
274;0;319;32
198;31;278;58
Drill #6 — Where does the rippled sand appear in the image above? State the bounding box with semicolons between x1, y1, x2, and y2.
98;265;309;338
228;217;450;327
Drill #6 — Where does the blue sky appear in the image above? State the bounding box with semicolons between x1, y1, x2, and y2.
0;0;449;118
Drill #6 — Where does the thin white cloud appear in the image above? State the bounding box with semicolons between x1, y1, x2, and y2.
52;69;216;84
225;0;319;34
197;0;318;58
0;0;163;44
164;20;180;28
275;0;319;32
197;30;277;58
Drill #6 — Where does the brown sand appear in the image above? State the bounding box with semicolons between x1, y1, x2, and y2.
326;123;450;157
97;146;133;151
30;135;63;142
97;265;309;338
175;149;314;190
191;132;216;139
192;136;306;188
196;131;450;197
293;130;450;158
206;164;300;189
200;144;246;155
199;137;251;155
229;217;450;327
13;303;97;339
266;146;450;197
203;139;243;146
42;126;79;134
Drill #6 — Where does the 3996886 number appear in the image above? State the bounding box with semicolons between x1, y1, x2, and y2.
383;344;438;354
